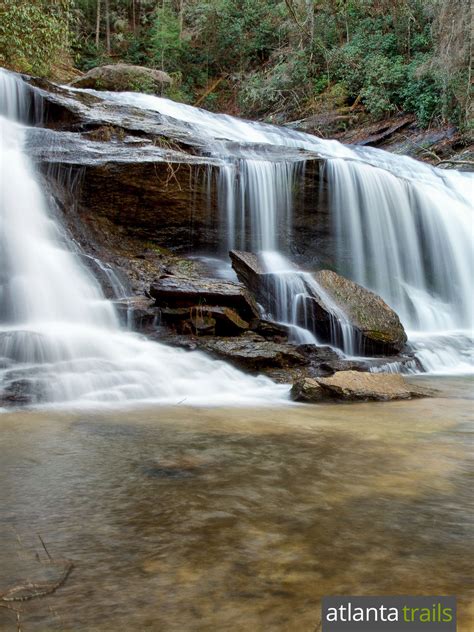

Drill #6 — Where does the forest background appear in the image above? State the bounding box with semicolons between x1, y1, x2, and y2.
0;0;471;134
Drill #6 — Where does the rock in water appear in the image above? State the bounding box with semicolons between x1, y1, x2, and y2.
197;333;307;371
290;377;325;402
150;276;259;322
291;371;432;402
230;250;407;356
229;250;264;297
70;64;172;93
314;270;407;354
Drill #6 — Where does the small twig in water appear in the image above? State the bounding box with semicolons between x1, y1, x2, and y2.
37;534;53;562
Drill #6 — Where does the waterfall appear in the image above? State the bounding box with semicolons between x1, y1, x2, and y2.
325;156;473;372
90;88;473;373
0;69;286;408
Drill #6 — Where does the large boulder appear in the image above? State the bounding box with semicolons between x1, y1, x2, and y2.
230;250;407;355
313;269;407;354
291;371;432;402
70;64;171;93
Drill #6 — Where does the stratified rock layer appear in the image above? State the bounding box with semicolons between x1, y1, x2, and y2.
150;276;259;322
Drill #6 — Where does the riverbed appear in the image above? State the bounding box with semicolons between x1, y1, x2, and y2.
0;376;472;631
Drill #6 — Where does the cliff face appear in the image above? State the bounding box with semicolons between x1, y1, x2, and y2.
8;74;421;383
25;77;333;282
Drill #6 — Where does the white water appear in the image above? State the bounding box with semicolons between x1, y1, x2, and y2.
0;70;287;408
258;251;357;352
90;89;473;373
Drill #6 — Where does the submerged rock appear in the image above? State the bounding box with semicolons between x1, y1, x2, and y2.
291;371;432;402
70;64;172;93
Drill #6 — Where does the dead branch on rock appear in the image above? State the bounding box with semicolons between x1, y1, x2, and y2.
0;535;74;631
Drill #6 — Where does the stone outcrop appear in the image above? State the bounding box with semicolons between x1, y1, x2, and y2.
229;251;263;296
291;371;432;402
150;275;259;323
197;334;308;371
156;332;308;372
230;250;407;356
290;377;326;402
70;64;172;93
23;77;325;261
113;297;158;330
160;305;250;336
313;269;407;354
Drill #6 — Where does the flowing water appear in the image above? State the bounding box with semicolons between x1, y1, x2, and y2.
0;69;286;408
0;377;472;630
1;70;473;631
0;66;473;401
86;89;473;372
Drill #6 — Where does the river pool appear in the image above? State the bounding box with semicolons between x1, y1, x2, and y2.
0;376;472;631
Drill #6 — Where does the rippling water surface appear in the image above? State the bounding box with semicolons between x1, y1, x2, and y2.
0;377;472;631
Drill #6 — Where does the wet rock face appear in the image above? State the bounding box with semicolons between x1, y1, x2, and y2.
230;250;407;356
70;64;172;93
24;76;328;263
291;371;433;402
150;276;259;322
198;333;308;371
314;269;407;354
155;331;308;372
74;161;222;254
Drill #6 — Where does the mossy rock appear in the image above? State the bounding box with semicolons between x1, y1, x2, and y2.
314;269;407;354
70;64;172;94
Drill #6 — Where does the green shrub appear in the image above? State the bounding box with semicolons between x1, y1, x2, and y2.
0;0;71;76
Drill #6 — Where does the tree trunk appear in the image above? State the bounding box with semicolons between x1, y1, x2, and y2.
95;0;101;48
305;0;314;47
105;0;111;54
178;0;184;38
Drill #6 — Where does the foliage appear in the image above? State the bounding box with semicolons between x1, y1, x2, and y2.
150;3;187;73
1;0;471;130
0;0;71;77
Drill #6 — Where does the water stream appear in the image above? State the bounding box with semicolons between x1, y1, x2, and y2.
90;89;473;373
0;67;473;408
0;69;285;408
0;70;473;630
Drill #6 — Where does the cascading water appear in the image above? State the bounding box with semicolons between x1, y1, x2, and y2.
88;88;473;374
325;156;473;372
0;69;287;408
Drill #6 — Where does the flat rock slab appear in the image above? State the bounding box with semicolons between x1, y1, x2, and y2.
291;371;433;402
199;334;308;371
150;276;259;321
